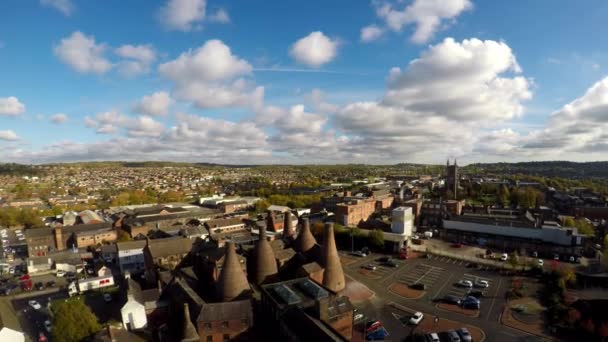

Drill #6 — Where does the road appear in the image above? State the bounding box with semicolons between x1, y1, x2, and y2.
344;251;549;342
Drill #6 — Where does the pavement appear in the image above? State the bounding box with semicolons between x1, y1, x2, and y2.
342;249;550;342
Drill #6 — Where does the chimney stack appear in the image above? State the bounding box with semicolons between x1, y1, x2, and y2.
54;227;64;251
217;242;250;302
283;211;295;239
253;226;278;285
266;210;276;232
320;223;345;292
294;218;316;254
181;303;199;342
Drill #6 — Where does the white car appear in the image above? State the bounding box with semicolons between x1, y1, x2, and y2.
56;270;66;277
499;253;508;261
457;280;473;288
362;264;377;271
537;259;544;267
354;313;365;321
427;332;440;342
475;280;489;288
44;320;52;333
28;300;41;310
409;312;424;325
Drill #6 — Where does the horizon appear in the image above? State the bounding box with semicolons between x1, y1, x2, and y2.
2;1;608;164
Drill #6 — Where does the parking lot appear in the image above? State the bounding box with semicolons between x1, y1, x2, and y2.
397;263;445;290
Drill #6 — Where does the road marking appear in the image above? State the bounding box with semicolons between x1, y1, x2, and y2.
432;271;455;299
486;277;503;321
500;331;516;337
413;267;433;284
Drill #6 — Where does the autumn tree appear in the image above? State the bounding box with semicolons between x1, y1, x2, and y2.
368;229;385;249
51;298;100;342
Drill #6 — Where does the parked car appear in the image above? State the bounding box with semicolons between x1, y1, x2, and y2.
461;297;480;310
376;256;390;263
44;320;52;333
385;260;398;268
354;313;365;322
457;280;473;288
362;264;377;271
446;330;462;342
365;320;382;333
34;282;44;291
409;312;424;325
426;332;440;342
499;253;508;261
28;300;41;310
554;254;560;261
451;243;463;248
537;259;544;267
56;270;65;277
351;251;366;257
457;327;472;342
443;295;462;305
469;288;484;297
474;280;489;288
410;283;426;290
45;281;56;288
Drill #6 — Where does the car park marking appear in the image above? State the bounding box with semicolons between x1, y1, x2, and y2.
485;278;502;321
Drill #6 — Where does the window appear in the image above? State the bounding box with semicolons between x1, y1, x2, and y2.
204;322;211;329
221;321;228;328
223;334;230;341
206;336;213;342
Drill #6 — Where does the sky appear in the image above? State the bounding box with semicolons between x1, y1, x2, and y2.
2;0;608;165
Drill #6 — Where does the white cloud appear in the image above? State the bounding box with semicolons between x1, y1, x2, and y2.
257;104;326;134
159;0;206;31
50;113;69;124
208;8;230;23
289;31;338;68
133;91;173;116
375;0;473;43
159;39;263;109
54;31;112;74
0;130;19;141
40;0;74;16
304;89;338;113
85;110;165;137
333;37;532;162
115;44;156;77
0;97;26;116
360;25;384;42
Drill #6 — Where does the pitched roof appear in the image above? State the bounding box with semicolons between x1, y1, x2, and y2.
198;299;253;322
116;240;147;251
147;238;194;258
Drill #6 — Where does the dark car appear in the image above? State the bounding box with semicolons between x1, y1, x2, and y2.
385;260;398;268
410;283;426;290
468;290;484;298
446;330;462;342
462;299;480;310
443;295;462;305
376;256;390;263
45;281;56;287
34;282;44;291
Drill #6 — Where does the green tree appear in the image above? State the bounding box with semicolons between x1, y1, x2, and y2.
563;217;576;228
499;185;510;207
574;219;594;235
367;229;385;249
51;298;100;342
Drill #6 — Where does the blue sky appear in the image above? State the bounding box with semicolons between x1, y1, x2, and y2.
1;0;608;164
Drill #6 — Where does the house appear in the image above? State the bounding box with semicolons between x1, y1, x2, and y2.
117;240;147;274
101;244;117;263
121;278;165;331
218;200;250;214
197;300;254;342
204;218;246;235
143;237;195;284
25;228;56;257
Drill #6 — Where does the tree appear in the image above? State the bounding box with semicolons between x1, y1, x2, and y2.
51;298;100;342
574;219;595;236
368;229;385;249
499;185;510;207
563;217;576;228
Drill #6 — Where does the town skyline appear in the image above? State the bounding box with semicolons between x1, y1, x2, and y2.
2;0;608;164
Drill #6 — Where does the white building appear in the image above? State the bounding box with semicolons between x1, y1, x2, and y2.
117;240;147;274
121;294;147;330
0;328;24;342
391;207;414;237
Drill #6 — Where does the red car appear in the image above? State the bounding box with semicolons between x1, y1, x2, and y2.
451;243;463;248
365;320;382;333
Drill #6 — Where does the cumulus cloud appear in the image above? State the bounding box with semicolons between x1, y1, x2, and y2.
50;113;69;124
333;37;532;162
40;0;74;16
132;91;172;116
0;96;26;116
159;0;206;31
374;0;472;43
360;25;384;42
208;8;230;23
54;31;112;74
304;89;338;114
159;39;263;109
289;31;338;68
84;110;165;137
115;44;156;77
0;130;19;141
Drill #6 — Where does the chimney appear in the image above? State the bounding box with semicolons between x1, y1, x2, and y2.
283;211;295;239
294;218;316;254
181;303;199;342
217;242;250;302
320;223;345;292
266;210;276;232
54;227;64;251
253;226;278;285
